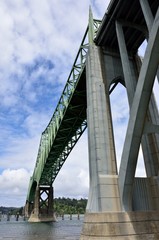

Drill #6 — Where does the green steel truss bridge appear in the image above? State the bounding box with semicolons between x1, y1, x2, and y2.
26;14;101;203
26;1;159;237
23;0;159;237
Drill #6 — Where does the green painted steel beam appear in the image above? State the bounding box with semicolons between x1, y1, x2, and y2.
26;18;101;202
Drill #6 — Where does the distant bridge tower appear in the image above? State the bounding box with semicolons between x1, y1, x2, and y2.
81;0;159;239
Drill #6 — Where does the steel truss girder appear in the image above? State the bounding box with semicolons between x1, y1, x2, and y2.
26;19;101;202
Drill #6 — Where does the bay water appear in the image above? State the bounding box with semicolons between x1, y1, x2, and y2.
0;215;84;240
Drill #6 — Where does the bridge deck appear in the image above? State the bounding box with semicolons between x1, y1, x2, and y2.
95;0;158;52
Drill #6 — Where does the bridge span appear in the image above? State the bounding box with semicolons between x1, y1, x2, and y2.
25;0;159;239
25;15;101;222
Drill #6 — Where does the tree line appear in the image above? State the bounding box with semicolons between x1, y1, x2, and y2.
54;197;87;215
0;206;23;215
0;198;87;215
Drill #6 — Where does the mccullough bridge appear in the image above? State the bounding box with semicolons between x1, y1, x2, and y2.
25;0;159;239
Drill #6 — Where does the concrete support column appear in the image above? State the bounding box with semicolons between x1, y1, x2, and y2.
28;185;55;222
139;0;159;83
139;0;154;33
48;186;53;215
24;201;33;218
116;18;159;210
136;57;159;177
119;7;159;210
86;45;121;212
116;21;135;104
34;186;40;216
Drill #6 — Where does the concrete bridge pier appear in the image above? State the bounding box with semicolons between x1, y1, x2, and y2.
24;201;33;218
81;45;159;237
27;185;56;222
81;4;159;238
81;43;123;239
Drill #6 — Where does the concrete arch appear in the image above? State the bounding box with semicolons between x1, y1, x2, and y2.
108;76;125;94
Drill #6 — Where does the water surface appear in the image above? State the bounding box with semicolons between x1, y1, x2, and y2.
0;215;84;240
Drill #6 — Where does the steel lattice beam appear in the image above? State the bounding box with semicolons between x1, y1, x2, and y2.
26;18;101;202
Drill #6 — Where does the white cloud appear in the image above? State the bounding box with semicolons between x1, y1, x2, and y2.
0;168;30;190
91;0;111;18
0;169;30;207
54;132;89;199
22;110;51;136
0;135;39;171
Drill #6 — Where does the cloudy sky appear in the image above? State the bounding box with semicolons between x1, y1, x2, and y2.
0;0;158;207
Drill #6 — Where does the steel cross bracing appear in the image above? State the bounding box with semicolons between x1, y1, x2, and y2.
27;19;101;202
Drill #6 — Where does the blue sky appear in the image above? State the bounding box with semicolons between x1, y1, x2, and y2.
0;0;158;207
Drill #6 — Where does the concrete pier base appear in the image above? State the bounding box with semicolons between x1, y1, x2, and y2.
28;213;56;222
80;211;159;239
28;185;56;222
